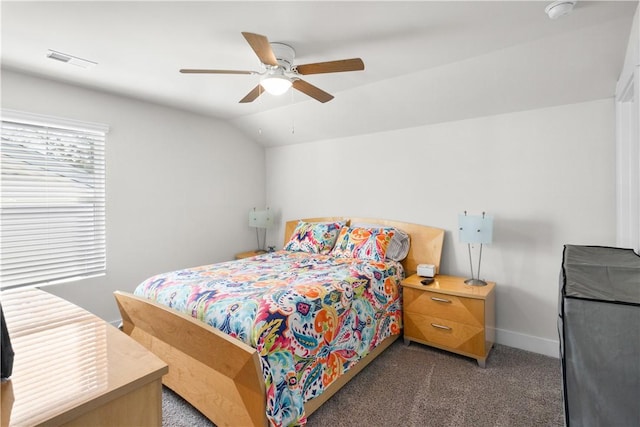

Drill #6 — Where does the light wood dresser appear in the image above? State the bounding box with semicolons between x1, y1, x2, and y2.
402;274;496;367
1;288;168;426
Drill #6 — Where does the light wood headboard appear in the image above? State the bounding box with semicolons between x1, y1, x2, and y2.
284;217;445;275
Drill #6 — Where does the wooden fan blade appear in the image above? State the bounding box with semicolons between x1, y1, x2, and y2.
292;79;334;103
295;58;364;75
241;32;278;66
239;85;264;103
180;69;254;74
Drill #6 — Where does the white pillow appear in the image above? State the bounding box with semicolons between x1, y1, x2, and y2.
350;222;410;261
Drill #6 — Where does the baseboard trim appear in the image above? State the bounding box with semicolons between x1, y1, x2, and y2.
495;328;559;358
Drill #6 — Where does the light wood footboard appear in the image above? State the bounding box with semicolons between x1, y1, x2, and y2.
115;291;400;427
114;291;267;427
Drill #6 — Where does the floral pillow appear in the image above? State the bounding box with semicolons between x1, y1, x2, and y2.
350;222;411;261
330;226;396;262
284;220;345;254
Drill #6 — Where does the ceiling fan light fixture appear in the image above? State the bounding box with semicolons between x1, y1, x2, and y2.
261;74;292;96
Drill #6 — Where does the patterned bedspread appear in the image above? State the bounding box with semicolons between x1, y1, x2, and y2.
134;250;403;426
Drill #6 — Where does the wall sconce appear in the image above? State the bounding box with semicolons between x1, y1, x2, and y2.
249;208;274;252
458;211;494;286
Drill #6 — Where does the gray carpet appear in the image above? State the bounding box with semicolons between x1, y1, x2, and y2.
162;340;564;426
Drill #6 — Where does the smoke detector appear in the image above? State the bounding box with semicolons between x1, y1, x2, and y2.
545;1;576;20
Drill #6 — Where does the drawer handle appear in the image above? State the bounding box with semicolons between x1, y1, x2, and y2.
431;297;451;303
430;323;451;331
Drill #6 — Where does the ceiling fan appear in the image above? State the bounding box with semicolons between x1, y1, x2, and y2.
180;32;365;103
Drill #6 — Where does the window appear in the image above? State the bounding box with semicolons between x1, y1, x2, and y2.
1;110;108;289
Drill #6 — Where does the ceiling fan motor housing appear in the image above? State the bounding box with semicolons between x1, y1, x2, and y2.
270;43;295;71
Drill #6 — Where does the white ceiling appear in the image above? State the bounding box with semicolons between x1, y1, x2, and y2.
1;1;637;146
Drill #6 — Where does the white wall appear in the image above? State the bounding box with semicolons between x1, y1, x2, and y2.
1;68;618;356
265;98;617;357
1;69;266;324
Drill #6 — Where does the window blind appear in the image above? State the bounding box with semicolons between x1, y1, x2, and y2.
1;110;108;289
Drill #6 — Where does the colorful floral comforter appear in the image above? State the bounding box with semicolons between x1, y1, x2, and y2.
134;250;403;426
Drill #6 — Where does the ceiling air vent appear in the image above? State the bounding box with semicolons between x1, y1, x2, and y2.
46;49;97;69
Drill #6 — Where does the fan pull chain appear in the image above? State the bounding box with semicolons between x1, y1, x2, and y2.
291;88;295;134
258;85;264;137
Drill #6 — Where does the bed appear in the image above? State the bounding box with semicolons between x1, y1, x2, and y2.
115;217;444;426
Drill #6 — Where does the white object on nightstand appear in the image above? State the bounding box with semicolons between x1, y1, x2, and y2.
417;264;436;277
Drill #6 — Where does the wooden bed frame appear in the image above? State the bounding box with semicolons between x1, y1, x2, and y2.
115;217;444;426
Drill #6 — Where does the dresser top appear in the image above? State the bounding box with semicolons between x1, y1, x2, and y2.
1;287;167;426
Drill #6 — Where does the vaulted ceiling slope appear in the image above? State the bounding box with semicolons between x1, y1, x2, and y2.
1;1;637;146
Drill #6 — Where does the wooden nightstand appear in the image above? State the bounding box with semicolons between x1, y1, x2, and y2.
235;250;266;260
402;274;496;367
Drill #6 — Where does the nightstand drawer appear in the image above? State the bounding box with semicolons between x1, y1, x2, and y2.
404;312;487;356
403;287;484;327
